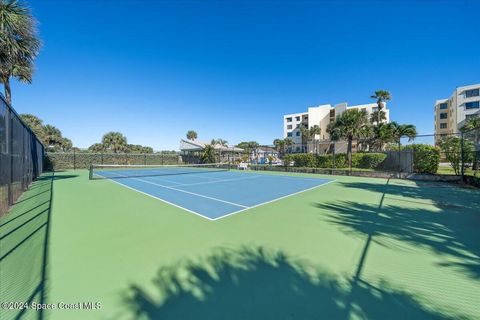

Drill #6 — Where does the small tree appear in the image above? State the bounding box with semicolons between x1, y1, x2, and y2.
439;136;474;175
460;117;480;171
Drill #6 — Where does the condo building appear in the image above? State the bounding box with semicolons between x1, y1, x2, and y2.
434;83;480;144
283;102;389;153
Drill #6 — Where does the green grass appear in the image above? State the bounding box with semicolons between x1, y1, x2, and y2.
437;165;477;176
2;170;480;319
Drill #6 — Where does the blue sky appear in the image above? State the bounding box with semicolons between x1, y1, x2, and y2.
10;0;480;150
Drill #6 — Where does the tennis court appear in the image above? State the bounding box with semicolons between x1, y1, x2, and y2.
1;170;479;320
91;164;333;220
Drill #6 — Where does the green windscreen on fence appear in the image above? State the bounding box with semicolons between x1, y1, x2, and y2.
0;94;44;216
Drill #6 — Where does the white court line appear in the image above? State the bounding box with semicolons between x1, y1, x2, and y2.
102;178;217;220
210;179;337;221
98;171;336;221
171;174;262;187
131;177;248;208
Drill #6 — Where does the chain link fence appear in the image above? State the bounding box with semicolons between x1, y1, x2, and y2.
0;94;44;216
247;131;479;186
46;151;181;170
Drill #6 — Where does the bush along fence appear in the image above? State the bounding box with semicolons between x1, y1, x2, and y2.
45;152;181;171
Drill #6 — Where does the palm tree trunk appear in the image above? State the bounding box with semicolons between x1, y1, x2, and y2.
2;76;12;105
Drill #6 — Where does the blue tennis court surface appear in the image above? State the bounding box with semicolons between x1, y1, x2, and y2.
96;169;333;220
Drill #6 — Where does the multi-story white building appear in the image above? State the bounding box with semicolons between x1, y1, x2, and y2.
434;83;480;144
283;102;389;153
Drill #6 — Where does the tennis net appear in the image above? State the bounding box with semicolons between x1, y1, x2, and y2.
89;163;231;180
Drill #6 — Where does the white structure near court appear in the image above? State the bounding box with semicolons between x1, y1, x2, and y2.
283;102;390;153
179;139;243;162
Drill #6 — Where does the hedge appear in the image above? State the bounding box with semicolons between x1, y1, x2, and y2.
288;153;386;170
45;152;180;171
403;144;440;174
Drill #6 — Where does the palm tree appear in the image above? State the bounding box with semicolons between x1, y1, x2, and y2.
211;138;228;147
370;90;391;124
371;122;394;151
284;138;293;152
390;122;417;150
309;125;321;154
389;122;417;172
273;139;285;156
61;137;73;152
0;0;41;105
102;131;127;153
201;144;216;164
186;130;197;141
326;109;369;169
236;141;260;162
20;113;44;141
299;126;311;153
43;124;63;149
211;139;228;162
88;143;105;153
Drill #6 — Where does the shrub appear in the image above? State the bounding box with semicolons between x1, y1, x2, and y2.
317;154;347;168
283;154;293;167
290;153;317;167
354;153;387;169
403;144;440;174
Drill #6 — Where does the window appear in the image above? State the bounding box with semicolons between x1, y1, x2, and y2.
295;116;300;121
440;123;447;129
287;132;292;137
304;116;308;120
286;117;292;122
372;107;378;112
287;125;292;129
465;101;480;109
440;113;448;119
465;89;480;98
296;132;300;136
329;110;335;117
361;108;367;112
296;124;300;128
439;103;448;109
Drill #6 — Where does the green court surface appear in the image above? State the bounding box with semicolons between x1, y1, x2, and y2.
1;170;479;320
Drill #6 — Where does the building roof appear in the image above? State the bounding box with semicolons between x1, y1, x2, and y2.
179;139;243;152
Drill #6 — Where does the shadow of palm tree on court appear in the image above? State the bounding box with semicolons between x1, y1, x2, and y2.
314;181;480;280
122;247;455;320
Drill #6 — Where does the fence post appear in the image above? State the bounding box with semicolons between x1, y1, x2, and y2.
6;103;12;206
144;153;147;165
73;148;76;170
461;131;465;182
332;142;336;175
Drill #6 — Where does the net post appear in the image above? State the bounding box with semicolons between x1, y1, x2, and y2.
89;165;93;180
